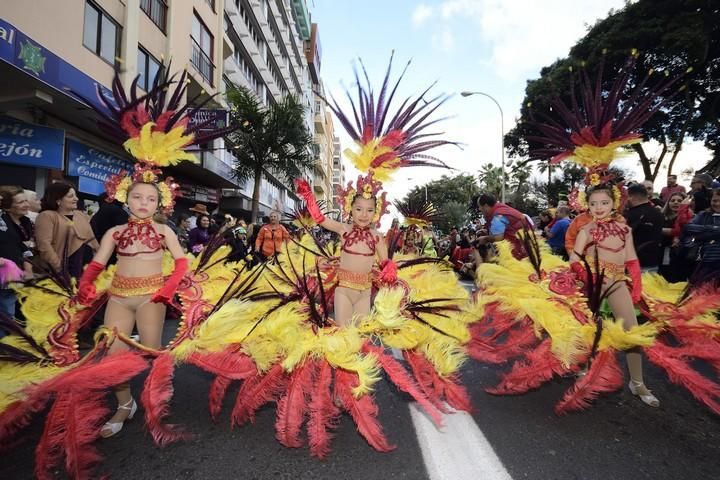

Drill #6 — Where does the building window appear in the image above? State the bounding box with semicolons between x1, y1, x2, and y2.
137;47;161;91
140;0;167;32
83;1;120;65
191;13;214;85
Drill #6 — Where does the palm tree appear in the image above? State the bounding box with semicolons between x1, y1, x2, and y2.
477;163;504;199
226;85;315;223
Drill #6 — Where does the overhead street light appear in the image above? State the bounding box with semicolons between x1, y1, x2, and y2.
460;91;506;203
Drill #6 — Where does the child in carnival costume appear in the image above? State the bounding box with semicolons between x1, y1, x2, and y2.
72;66;235;437
474;57;720;415
295;55;457;328
393;199;440;258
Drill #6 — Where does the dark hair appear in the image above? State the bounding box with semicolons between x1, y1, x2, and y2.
176;213;190;223
0;185;24;210
627;183;649;199
197;214;211;228
41;181;75;211
476;193;497;208
586;183;616;201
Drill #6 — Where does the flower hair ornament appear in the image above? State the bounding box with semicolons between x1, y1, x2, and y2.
526;54;683;210
323;53;459;226
74;62;234;214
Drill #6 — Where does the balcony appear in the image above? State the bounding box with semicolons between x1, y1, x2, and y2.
190;38;214;87
290;0;311;40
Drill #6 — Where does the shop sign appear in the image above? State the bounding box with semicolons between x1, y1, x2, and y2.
188;109;227;133
67;139;132;195
0;17;114;114
0;115;64;169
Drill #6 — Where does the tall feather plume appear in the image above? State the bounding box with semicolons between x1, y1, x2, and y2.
231;364;288;427
208;376;233;422
141;352;190;447
275;359;314;448
334;369;395;452
486;338;569;395
320;53;459;181
362;343;443;425
645;342;720;415
554;349;624;415
306;360;340;458
526;56;683;164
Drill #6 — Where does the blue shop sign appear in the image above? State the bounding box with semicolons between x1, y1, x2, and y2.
67;139;133;195
0;116;64;169
0;18;114;115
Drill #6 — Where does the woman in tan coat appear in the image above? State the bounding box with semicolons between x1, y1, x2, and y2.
35;182;99;278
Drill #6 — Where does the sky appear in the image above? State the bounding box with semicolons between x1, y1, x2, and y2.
309;0;712;224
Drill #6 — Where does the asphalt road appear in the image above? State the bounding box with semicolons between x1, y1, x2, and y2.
2;280;719;479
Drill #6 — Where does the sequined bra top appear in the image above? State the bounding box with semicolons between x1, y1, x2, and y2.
114;218;165;259
341;225;377;257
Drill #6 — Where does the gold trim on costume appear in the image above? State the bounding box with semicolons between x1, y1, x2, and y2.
586;257;627;282
337;268;372;291
109;273;164;297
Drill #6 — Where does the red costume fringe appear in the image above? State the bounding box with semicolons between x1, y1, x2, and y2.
334;369;395;452
554;350;623;415
208;376;233;422
306;360;340;458
363;343;443;425
141;352;190;447
231;363;288;427
275;360;314;448
486;338;569;395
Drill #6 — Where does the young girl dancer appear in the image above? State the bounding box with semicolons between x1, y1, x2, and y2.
75;171;188;437
296;177;391;327
570;184;659;407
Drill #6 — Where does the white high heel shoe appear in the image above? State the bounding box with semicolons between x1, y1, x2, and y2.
629;380;660;407
100;398;137;438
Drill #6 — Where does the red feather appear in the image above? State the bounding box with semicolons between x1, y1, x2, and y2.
307;360;340;459
486;339;568;395
441;375;473;412
275;360;314;448
231;363;288;427
34;393;67;480
646;342;720;414
468;321;539;364
363;344;443;425
208;376;233;422
189;348;258;380
141;352;190;447
554;350;624;415
334;369;395;452
62;391;109;480
0;351;148;446
402;350;447;412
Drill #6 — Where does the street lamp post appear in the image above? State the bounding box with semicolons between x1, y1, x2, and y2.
460;91;505;203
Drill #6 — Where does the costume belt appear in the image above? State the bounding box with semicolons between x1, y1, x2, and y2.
337;268;372;291
586;257;627;282
109;273;164;297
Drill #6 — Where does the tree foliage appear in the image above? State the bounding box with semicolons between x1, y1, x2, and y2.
226;85;315;222
505;0;719;181
402;173;479;232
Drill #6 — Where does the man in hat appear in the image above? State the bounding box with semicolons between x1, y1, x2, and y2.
187;203;209;229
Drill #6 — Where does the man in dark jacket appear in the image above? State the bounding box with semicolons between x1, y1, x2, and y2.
90;193;129;264
624;183;664;271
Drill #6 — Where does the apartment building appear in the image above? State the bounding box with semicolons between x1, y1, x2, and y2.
221;0;316;218
331;134;345;213
0;0;321;220
0;0;237;213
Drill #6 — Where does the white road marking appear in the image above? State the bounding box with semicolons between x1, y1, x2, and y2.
409;403;513;480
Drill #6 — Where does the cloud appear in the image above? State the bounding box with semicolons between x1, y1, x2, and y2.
431;28;455;52
421;0;627;81
412;4;434;26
